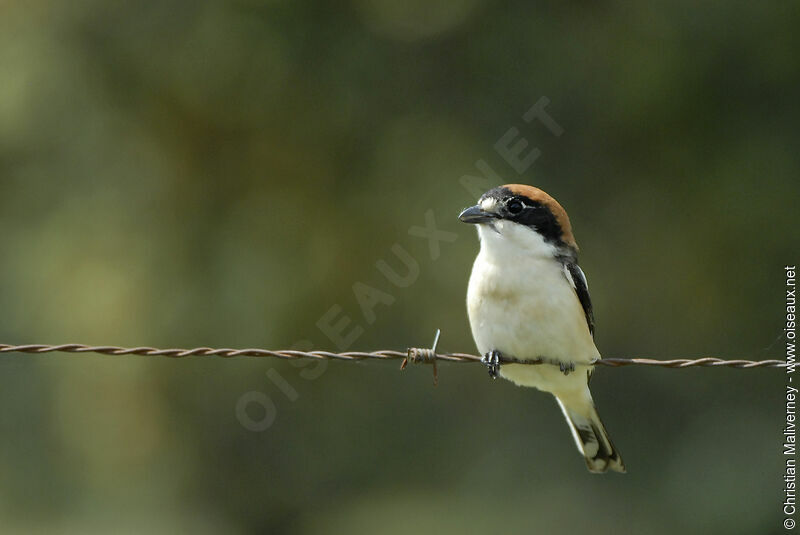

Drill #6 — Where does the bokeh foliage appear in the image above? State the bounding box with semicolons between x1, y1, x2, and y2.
0;1;798;533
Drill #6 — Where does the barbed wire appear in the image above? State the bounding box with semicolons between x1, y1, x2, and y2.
0;343;787;369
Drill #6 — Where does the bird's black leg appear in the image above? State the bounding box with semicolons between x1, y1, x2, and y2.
481;350;502;379
559;361;575;376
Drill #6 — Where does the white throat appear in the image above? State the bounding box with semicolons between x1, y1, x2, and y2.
476;220;559;261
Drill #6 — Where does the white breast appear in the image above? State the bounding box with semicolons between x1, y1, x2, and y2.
466;221;599;394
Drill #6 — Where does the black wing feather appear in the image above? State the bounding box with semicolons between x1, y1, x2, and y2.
565;262;595;338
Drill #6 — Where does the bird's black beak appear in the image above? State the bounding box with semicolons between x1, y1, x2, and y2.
459;204;496;224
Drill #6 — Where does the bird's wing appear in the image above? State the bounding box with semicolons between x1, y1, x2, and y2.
563;262;595;338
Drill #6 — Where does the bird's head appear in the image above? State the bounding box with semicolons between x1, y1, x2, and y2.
459;184;578;257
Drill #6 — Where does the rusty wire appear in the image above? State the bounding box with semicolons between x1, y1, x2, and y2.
0;343;787;369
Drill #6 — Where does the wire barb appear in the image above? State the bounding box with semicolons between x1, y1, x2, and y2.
401;329;441;385
0;343;787;370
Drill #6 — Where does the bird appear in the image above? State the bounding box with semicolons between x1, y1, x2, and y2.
459;184;625;473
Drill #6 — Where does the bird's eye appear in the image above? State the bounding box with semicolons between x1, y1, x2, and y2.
506;199;524;214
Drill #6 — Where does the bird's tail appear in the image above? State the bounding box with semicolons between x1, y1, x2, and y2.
555;390;625;474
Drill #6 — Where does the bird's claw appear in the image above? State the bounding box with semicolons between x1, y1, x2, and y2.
481;350;502;379
559;361;576;376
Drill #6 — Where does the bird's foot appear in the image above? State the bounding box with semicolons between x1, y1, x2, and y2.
481;350;502;379
558;361;576;376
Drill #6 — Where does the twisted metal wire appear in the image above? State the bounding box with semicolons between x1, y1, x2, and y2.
0;343;787;369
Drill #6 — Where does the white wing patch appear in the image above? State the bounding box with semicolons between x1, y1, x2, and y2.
574;264;588;291
563;263;576;290
563;263;589;292
563;262;594;338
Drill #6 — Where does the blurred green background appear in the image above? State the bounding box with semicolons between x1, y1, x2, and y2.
1;1;798;533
